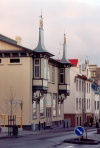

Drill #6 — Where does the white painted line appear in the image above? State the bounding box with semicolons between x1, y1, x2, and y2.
65;146;74;148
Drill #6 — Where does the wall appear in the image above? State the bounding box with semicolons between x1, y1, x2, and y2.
0;57;33;126
0;41;22;50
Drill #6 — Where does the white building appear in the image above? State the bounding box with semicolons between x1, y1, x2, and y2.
64;59;93;127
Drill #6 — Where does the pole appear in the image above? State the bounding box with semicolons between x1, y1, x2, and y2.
20;101;23;128
86;128;88;139
4;115;6;127
10;99;13;117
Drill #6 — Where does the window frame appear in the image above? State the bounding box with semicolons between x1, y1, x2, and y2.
34;58;40;78
10;58;20;63
59;68;65;84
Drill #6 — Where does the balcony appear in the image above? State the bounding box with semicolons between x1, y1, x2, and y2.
58;84;70;96
33;78;48;92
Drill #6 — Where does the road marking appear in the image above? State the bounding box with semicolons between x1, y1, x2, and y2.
65;146;74;148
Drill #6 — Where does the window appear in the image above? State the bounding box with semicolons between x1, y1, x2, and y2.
87;83;88;93
89;99;90;109
76;98;78;111
34;59;40;78
87;99;88;110
79;80;81;91
40;97;45;117
52;66;55;83
92;71;96;77
94;101;96;110
32;101;37;119
79;98;81;110
10;58;20;63
44;59;48;79
76;80;78;91
59;68;65;84
89;83;91;93
46;93;52;107
97;101;99;110
58;103;61;116
82;81;84;92
48;64;50;82
0;59;1;63
52;94;57;117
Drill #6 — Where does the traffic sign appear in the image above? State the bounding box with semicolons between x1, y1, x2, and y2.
74;126;85;136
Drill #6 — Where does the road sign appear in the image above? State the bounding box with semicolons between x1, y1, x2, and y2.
74;126;85;136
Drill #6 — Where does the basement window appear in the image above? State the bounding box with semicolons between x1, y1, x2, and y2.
10;58;20;63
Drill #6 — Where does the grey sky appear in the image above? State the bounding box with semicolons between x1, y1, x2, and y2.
0;0;100;65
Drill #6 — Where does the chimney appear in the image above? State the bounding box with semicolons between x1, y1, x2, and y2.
15;36;22;45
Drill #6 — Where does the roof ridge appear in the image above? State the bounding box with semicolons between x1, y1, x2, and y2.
0;34;17;45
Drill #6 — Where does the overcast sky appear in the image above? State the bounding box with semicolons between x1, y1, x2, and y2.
0;0;100;65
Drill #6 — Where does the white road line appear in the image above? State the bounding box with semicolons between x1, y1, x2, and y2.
65;146;74;148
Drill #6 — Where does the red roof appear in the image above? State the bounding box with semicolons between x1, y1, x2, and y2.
69;59;78;67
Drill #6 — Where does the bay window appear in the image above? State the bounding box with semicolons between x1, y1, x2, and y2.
59;68;65;84
34;59;40;78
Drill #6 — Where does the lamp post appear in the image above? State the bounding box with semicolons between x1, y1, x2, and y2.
20;100;23;128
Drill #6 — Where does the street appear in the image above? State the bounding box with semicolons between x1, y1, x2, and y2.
0;130;100;148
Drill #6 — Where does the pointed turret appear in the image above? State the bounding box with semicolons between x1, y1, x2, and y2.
34;14;53;57
60;34;71;66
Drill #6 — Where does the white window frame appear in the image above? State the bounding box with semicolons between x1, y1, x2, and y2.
34;58;40;78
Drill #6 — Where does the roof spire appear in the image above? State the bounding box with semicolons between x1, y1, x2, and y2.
64;33;66;44
60;33;67;63
60;33;71;66
39;10;43;28
33;14;53;57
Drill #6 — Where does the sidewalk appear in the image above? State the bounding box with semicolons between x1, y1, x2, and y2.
0;126;97;139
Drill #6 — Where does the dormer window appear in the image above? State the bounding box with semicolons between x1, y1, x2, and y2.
34;59;40;78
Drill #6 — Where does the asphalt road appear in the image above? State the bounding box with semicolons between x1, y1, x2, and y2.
0;130;100;148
